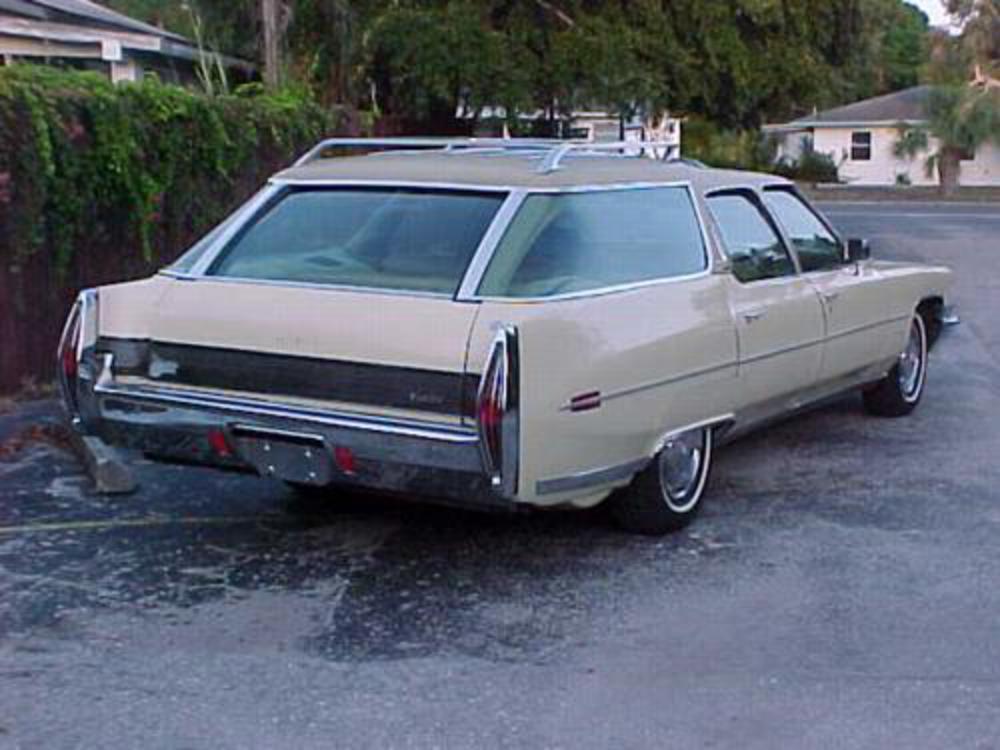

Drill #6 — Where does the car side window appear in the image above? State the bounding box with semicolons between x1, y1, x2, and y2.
762;188;843;273
476;186;707;298
764;188;844;273
706;192;796;283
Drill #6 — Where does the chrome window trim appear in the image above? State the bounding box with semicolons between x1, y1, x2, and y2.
272;178;517;193
471;270;713;304
763;184;843;242
456;190;528;301
460;181;715;303
760;184;846;275
171;179;716;304
158;274;456;300
186;184;284;277
178;182;509;296
703;186;803;278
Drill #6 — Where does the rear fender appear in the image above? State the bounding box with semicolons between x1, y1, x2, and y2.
467;278;739;507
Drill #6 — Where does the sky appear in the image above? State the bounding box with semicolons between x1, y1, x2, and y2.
908;0;952;28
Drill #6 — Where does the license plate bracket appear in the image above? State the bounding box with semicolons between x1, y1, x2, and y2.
230;425;331;486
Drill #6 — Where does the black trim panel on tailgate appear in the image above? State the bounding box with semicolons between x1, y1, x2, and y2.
100;338;475;417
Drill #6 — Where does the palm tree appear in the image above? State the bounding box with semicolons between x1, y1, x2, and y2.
894;81;1000;195
925;82;999;195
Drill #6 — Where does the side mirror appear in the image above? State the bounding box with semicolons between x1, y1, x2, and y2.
845;237;871;263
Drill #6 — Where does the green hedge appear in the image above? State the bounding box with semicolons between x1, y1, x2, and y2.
0;65;331;393
0;65;330;273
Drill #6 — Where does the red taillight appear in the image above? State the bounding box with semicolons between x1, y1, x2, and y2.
57;302;82;413
57;290;98;420
207;429;232;458
334;446;357;475
61;307;81;378
477;390;502;462
61;331;79;380
476;326;518;494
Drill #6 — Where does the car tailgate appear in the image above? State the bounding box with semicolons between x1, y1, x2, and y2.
99;277;480;421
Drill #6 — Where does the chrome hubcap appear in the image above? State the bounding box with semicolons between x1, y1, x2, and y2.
897;320;923;398
659;430;705;512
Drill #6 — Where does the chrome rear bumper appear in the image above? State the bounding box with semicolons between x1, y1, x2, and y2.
76;356;509;510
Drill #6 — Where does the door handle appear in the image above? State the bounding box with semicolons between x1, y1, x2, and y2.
822;291;839;304
743;309;766;323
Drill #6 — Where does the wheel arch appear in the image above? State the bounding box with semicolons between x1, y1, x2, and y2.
916;296;945;350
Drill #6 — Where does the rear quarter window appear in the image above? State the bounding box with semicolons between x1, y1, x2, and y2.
477;186;706;298
208;188;505;294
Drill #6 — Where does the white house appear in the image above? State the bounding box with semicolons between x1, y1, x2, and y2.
765;85;1000;186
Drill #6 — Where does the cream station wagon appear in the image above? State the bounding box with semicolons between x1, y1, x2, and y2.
57;138;953;534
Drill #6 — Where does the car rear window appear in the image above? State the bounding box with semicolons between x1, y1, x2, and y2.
476;186;706;299
208;188;505;294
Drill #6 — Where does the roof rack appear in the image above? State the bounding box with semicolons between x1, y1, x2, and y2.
292;137;681;174
533;140;676;173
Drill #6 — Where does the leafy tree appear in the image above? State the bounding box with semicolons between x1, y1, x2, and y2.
881;3;931;90
946;0;1000;76
925;84;1000;194
103;0;939;134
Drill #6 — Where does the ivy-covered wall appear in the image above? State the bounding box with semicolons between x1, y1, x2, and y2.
0;66;331;394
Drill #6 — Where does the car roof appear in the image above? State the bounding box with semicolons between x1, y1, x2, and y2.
274;151;792;193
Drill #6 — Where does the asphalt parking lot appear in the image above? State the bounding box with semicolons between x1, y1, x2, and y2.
1;201;999;749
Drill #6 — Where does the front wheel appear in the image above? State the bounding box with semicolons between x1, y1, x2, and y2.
610;427;713;535
863;313;928;417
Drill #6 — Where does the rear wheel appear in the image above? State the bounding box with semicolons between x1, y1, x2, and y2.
863;313;928;417
610;427;713;535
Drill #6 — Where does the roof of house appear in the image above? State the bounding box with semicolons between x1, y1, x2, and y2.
0;0;186;41
787;85;932;127
0;0;254;71
276;150;792;192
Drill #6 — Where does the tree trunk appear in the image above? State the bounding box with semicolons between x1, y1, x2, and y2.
261;0;282;88
937;147;962;198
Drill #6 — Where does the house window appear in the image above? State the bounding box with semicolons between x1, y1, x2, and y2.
851;132;872;161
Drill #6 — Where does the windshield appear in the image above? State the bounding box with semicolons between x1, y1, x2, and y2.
207;187;505;294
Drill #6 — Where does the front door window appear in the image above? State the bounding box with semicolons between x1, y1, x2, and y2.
763;188;843;273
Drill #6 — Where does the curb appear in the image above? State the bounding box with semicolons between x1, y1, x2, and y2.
68;428;137;495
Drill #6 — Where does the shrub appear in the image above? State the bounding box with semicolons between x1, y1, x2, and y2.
772;144;839;183
681;118;776;172
0;65;332;393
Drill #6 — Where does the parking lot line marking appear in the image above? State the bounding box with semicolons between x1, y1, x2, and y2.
0;515;281;536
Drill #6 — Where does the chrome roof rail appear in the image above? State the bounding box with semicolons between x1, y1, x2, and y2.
535;140;678;174
293;137;566;167
292;137;682;172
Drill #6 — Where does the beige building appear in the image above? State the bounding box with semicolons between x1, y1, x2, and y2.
0;0;253;85
766;85;1000;187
